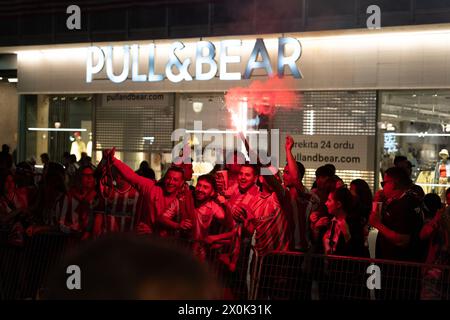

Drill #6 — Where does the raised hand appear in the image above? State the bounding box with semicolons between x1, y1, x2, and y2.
216;174;225;193
100;148;116;168
285;135;295;151
369;207;382;229
179;219;192;230
232;205;247;223
373;189;386;203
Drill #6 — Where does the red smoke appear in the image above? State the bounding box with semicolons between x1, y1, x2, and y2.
224;77;302;118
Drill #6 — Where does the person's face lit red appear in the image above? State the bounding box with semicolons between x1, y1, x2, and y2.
164;170;184;195
382;174;396;199
195;179;214;202
325;192;340;215
81;168;95;189
238;166;257;192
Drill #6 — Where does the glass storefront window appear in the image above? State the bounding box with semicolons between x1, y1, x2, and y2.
94;93;175;179
22;95;93;166
378;90;450;200
275;91;377;190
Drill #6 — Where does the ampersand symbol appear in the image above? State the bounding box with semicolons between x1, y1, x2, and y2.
165;41;193;83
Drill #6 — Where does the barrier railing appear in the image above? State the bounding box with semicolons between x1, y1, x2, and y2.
0;229;78;300
255;251;450;300
163;236;252;300
1;230;449;300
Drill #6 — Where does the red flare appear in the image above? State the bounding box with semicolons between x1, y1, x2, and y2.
225;77;302;118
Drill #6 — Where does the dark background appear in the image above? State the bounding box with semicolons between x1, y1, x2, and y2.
0;0;449;47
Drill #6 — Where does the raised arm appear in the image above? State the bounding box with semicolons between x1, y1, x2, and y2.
262;166;286;202
101;148;153;191
112;157;150;190
285;135;305;192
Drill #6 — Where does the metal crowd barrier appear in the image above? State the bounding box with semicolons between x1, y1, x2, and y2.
164;237;252;300
1;230;449;300
254;251;450;300
0;229;78;300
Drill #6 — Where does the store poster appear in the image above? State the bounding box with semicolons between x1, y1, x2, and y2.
279;134;376;171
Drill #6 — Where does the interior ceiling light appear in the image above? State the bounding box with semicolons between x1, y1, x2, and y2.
28;127;87;132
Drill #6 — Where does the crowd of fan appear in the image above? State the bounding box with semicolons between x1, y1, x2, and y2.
1;139;450;298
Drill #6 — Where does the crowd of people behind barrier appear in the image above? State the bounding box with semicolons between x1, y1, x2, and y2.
1;139;450;299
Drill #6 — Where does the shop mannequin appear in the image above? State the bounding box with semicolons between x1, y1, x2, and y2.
434;149;450;200
70;131;87;161
87;132;93;157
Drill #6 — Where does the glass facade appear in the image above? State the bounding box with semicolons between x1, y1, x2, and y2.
20;90;381;188
20;93;175;180
21;95;93;165
275;91;377;189
378;90;450;199
95;93;175;178
18;88;450;193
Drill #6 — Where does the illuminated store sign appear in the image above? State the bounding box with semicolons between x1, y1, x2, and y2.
86;38;302;83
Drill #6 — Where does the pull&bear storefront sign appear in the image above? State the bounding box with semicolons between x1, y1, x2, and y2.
86;38;302;83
